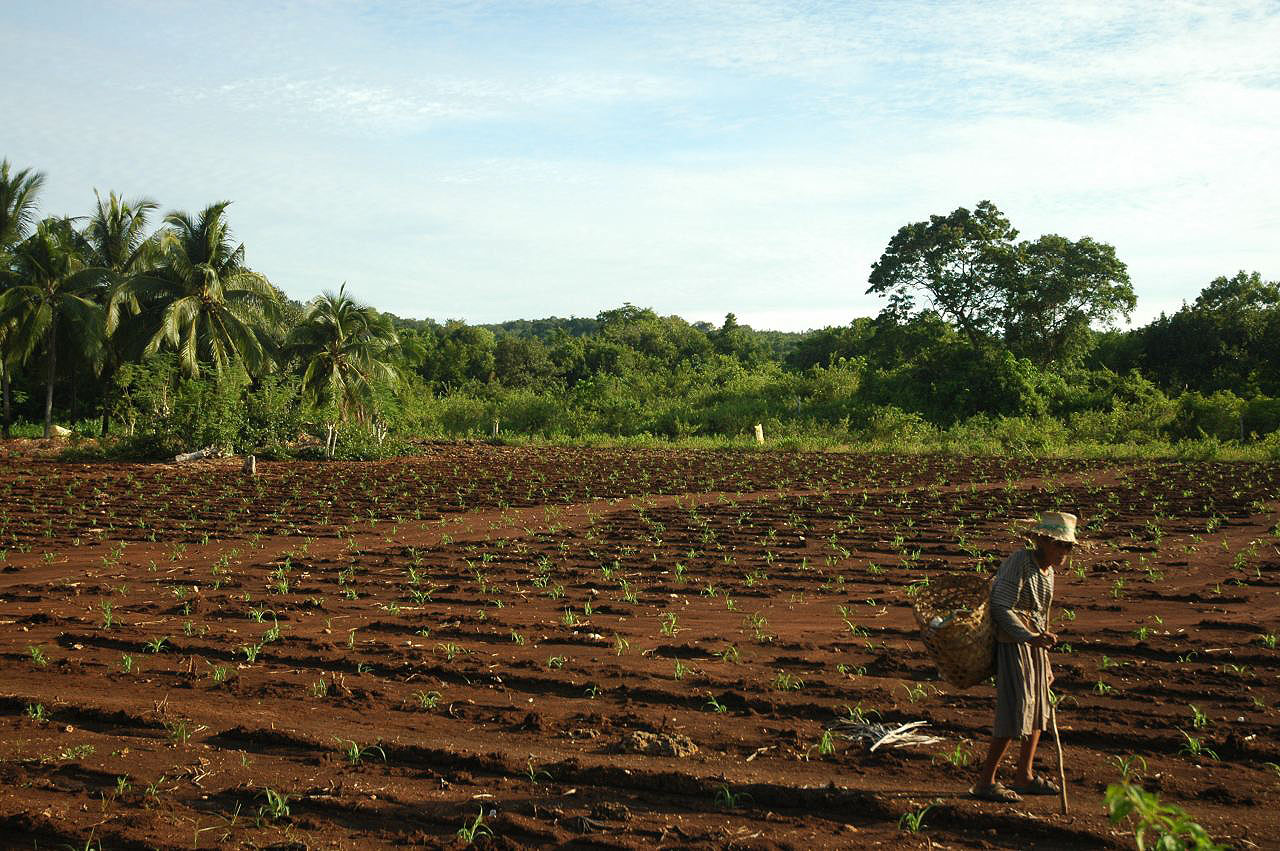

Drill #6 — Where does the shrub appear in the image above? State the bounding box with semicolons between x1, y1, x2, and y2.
1169;391;1244;442
1243;396;1280;438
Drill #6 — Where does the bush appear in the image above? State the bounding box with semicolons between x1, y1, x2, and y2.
945;414;1069;454
241;374;307;452
1243;396;1280;438
856;405;937;445
1169;391;1244;442
437;395;490;437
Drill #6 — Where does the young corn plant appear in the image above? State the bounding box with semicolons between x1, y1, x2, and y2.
1178;731;1218;761
898;804;933;834
413;690;443;710
1105;781;1223;850
456;807;493;845
335;737;387;766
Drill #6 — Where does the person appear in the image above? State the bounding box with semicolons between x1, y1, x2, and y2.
970;511;1079;803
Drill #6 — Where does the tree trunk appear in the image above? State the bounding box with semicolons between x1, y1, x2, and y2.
100;360;115;437
44;323;56;439
1;361;11;439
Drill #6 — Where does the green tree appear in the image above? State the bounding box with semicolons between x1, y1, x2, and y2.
0;159;47;437
110;201;281;379
1140;271;1280;396
431;322;496;390
867;200;1018;348
87;190;159;435
494;335;554;388
284;284;399;457
712;313;770;367
1002;234;1134;365
0;218;106;436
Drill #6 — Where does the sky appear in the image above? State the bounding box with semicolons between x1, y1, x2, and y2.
3;0;1278;332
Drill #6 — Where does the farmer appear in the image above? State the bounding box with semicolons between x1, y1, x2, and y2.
970;511;1079;802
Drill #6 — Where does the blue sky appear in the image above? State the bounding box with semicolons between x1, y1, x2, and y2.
4;0;1278;330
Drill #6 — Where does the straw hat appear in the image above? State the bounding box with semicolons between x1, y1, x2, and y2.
1025;511;1080;544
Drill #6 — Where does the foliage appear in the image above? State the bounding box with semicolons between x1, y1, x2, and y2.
1105;781;1224;850
110;201;282;378
3;165;1279;456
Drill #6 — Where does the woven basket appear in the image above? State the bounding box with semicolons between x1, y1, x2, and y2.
911;573;994;689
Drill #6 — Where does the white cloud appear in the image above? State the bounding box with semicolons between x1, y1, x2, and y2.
4;0;1277;330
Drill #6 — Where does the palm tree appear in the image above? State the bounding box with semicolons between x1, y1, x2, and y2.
0;160;47;438
87;190;159;435
110;201;281;379
0;217;105;437
284;284;398;457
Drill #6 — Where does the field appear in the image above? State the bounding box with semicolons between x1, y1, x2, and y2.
0;444;1278;850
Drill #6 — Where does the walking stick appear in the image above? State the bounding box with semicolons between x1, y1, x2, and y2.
1050;697;1068;816
1046;599;1069;816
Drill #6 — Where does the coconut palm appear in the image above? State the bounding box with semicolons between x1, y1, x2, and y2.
110;201;281;379
87;190;159;435
0;217;105;437
0;159;47;437
284;284;399;457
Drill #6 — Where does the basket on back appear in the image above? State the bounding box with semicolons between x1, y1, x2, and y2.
911;573;994;689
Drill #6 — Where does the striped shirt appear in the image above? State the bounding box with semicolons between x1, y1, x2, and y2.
990;548;1053;643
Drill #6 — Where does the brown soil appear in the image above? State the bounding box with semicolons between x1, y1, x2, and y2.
0;444;1277;849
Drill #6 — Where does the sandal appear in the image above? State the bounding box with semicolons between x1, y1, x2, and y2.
970;782;1021;803
1011;776;1060;796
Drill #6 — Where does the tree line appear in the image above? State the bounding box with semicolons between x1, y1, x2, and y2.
2;157;1278;458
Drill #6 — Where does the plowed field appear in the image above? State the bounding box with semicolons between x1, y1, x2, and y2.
1;444;1278;849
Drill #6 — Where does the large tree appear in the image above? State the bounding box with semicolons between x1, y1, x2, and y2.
88;190;159;434
283;284;398;457
0;160;47;437
1140;271;1280;396
867;200;1018;348
868;201;1135;363
1002;234;1134;364
0;218;105;436
110;201;281;378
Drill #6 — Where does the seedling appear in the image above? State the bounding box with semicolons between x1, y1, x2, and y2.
938;740;972;767
899;804;932;834
165;718;197;746
335;737;386;765
145;636;168;654
27;645;48;667
435;642;464;661
524;757;552;785
1189;705;1208;729
714;784;751;809
771;671;804;691
1105;780;1222;850
413;690;442;709
257;787;290;824
840;702;880;723
456;806;493;845
1178;730;1218;761
705;694;728;713
26;703;47;722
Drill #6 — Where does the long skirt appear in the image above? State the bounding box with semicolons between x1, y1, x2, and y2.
993;641;1050;739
